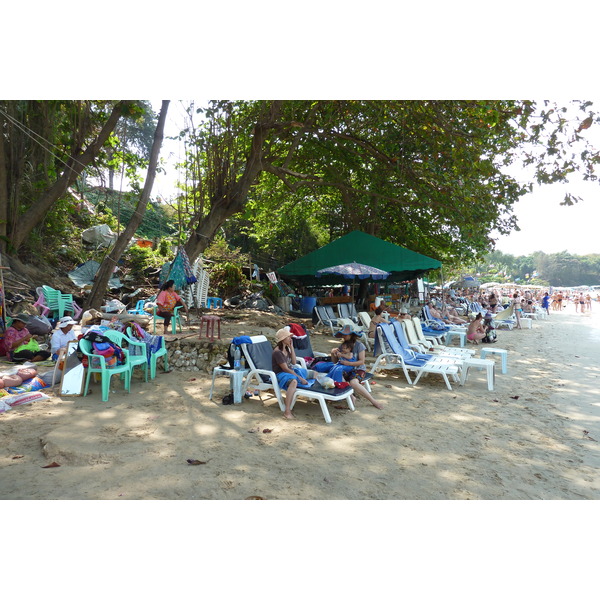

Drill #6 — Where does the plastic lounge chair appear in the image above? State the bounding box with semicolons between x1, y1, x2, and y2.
240;335;355;424
289;323;328;368
412;316;447;344
337;303;360;324
79;338;131;402
397;319;474;359
126;327;168;380
371;322;461;390
358;311;372;331
103;329;149;383
152;304;183;334
491;306;516;330
313;305;339;335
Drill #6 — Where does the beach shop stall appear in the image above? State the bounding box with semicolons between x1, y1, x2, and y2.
277;230;442;310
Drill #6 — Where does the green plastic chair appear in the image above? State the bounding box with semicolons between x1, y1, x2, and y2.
79;338;131;402
104;329;149;383
152;305;183;334
126;327;168;380
42;285;75;319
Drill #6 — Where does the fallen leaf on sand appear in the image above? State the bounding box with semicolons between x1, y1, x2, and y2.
385;385;392;388
12;455;24;459
510;395;520;400
187;378;197;381
245;496;264;500
492;399;499;403
42;462;61;468
262;428;273;433
187;459;208;465
334;406;350;410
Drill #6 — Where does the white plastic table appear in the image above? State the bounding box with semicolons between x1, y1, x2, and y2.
209;367;249;404
459;357;495;391
480;347;508;374
445;329;467;347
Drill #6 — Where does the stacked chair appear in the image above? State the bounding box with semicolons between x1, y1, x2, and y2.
40;285;82;319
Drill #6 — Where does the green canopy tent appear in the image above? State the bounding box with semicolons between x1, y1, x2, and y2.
278;231;441;285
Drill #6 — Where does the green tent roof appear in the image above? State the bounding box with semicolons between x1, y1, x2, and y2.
278;231;441;284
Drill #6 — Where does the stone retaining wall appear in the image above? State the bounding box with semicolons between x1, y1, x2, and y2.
166;338;229;373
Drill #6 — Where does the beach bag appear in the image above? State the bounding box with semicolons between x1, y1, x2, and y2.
26;315;53;335
14;338;40;354
483;329;497;343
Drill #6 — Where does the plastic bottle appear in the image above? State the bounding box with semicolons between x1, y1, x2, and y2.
233;346;241;370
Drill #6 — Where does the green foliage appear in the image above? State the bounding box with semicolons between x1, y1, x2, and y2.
83;187;178;239
124;244;168;274
203;235;251;297
466;249;600;287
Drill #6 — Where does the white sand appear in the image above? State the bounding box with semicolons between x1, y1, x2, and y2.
1;305;599;501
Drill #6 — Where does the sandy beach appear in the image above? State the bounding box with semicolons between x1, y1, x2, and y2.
1;304;599;501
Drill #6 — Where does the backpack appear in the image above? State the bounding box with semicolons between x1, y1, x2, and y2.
483;329;497;343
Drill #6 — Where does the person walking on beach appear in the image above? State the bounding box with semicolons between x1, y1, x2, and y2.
541;291;551;316
511;293;523;329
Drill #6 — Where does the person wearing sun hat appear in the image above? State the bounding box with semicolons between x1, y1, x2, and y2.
50;316;78;361
4;313;51;362
272;326;309;420
312;324;383;410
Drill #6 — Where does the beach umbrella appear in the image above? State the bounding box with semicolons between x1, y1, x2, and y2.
316;262;391;280
316;262;390;302
450;275;481;289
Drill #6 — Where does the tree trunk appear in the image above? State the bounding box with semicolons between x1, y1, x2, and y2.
0;113;8;254
184;102;282;262
9;101;131;252
83;101;169;310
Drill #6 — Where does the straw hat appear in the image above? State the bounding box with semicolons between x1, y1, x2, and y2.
334;324;362;338
275;327;291;343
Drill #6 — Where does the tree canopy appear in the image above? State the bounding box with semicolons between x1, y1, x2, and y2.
2;99;600;294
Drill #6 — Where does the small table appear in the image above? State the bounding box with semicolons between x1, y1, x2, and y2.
445;329;467;347
200;315;221;340
460;357;495;391
209;366;249;404
480;347;508;374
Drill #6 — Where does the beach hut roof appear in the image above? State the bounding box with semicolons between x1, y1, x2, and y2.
278;231;441;284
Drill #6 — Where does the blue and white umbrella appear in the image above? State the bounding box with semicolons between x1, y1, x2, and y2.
316;262;390;280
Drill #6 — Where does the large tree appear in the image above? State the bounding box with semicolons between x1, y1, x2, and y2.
84;101;169;309
0;100;145;253
174;100;600;267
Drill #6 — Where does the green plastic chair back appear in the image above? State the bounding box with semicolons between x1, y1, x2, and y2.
79;337;131;402
104;329;148;383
